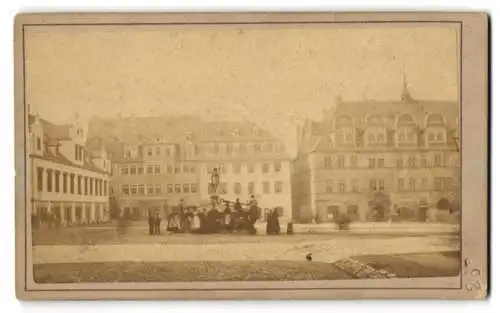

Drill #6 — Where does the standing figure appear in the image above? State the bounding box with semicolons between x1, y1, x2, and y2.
154;211;161;235
209;167;220;195
148;210;154;235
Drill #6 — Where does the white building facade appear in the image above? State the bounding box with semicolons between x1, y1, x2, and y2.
28;114;112;226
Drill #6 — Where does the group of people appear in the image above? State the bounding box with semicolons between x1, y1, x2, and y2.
148;210;162;235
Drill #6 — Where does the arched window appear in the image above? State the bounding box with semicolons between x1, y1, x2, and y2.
335;115;354;128
365;114;386;145
426;113;446;127
395;113;418;146
335;115;355;145
425;113;447;146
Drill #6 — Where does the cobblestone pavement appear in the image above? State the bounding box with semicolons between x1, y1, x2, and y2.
33;233;459;264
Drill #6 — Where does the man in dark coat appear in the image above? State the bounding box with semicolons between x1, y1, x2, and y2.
148;210;154;235
154;211;161;235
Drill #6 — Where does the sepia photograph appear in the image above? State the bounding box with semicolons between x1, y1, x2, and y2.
14;12;488;300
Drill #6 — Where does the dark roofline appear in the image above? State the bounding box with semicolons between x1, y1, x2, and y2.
30;154;109;175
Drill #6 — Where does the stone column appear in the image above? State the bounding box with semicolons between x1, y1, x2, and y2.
71;202;76;225
91;202;96;223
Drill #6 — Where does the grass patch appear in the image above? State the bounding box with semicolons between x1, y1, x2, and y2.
33;260;354;283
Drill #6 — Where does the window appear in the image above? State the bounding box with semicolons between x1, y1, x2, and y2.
337;156;345;168
70;174;75;194
175;166;180;174
368;134;376;142
369;179;377;191
338;180;346;193
175;184;181;193
234;183;242;195
378;158;384;168
183;165;189;173
254;143;261;153
351;179;359;192
262;163;269;174
36;137;41;150
84;177;88;195
263;182;270;194
147;165;154;174
368;158;376;169
154;164;161;174
46;169;53;192
62;173;68;193
131;184;137;195
147;148;152;156
121;185;129;196
324;156;333;168
121;166;129;175
167;184;173;194
247;163;255;173
74;145;78;160
443;153;449;166
275;181;284;193
95;179;98;196
138;166;144;174
239;143;247;154
183;184;189;193
191;184;197;193
77;175;82;195
434;153;442;167
233;163;241;174
130;165;137;175
378;180;385;191
248;182;255;194
325;179;333;193
167;165;173;174
408;156;416;168
409;178;416;191
166;147;170;156
396;158;403;168
190;166;195;173
226;143;233;154
156;147;161;156
350;155;358;168
36;167;43;191
154;184;161;195
104;181;107;196
421;156;428;168
398;178;404;190
147;184;154;195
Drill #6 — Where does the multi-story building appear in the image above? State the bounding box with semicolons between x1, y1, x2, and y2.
292;83;460;223
28;114;112;226
188;122;293;220
87;117;294;221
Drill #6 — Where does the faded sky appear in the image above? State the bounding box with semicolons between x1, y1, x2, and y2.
24;24;459;150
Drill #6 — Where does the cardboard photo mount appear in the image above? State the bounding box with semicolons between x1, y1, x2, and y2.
14;12;489;300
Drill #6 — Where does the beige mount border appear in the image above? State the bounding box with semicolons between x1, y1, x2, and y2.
14;12;488;300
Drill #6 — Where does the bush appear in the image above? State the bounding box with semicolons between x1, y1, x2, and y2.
334;212;351;230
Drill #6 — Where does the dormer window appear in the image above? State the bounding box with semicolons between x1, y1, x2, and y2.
395;113;418;146
425;113;447;147
335;115;355;145
365;114;387;147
